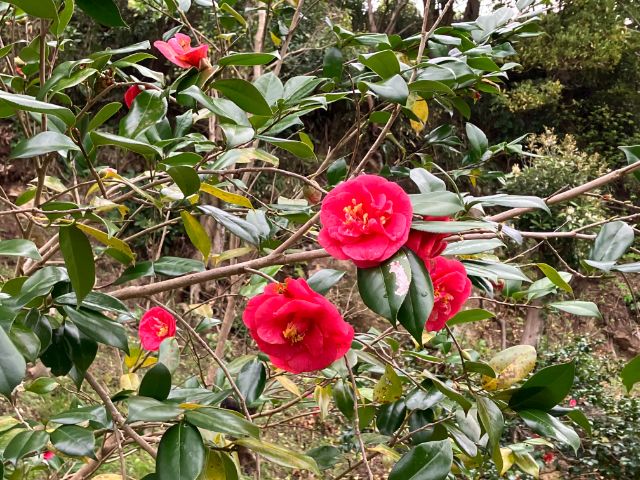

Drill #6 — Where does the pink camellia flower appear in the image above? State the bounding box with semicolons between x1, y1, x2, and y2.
318;175;413;268
569;398;577;407
139;307;177;351
405;216;451;266
42;451;55;461
426;256;472;332
124;85;144;108
154;33;208;69
242;278;354;374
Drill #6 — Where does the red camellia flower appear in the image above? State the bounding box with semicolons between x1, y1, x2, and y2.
124;85;144;109
405;216;451;266
543;452;556;465
154;33;208;69
242;278;354;374
139;307;177;351
318;175;413;268
569;398;577;407
42;451;54;461
426;256;472;332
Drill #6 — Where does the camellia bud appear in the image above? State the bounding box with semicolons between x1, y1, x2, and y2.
303;183;323;204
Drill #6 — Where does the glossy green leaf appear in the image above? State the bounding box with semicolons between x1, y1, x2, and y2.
63;307;128;353
447;308;495;326
184;407;259;438
55;291;129;316
154;257;204;277
358;250;412;325
537;263;572;293
0;91;75;125
127;397;182;423
519;409;580;453
59;225;95;304
332;379;355;420
139;363;172;401
4;430;49;465
0;327;26;398
397;249;434;342
590;221;634;263
466;123;488;161
477;396;504;472
7;0;57;18
388;440;452;480
25;377;58;394
157;423;206;480
323;47;343;79
122;90;168;138
90;131;162;156
234;437;320;475
549;301;601;318
257;135;316;160
362;74;409;104
50;425;96;458
199;205;261;245
307;269;345;295
219;51;279;66
236;359;266;405
326;158;347;185
0;239;41;260
168;166;200;197
409;192;465;217
376;399;406;435
88;102;122;130
443;239;505;256
76;0;127;27
621;354;640;393
212;79;272;116
359;50;400;79
510;362;575;411
11;131;80;159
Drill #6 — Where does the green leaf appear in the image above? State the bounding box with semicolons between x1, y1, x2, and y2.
509;362;575;411
154;257;205;277
127;397;182;423
59;225;95;304
447;308;495;326
590;221;634;264
476;396;504;472
359;50;400;79
0;327;26;398
373;364;403;404
409;168;446;193
376;399;407;435
470;194;550;213
55;291;129;316
536;263;572;293
88;102;122;130
409;192;465;216
549;301;601;318
357;250;412;325
411;220;493;234
75;224;135;264
332;379;355;420
121;90;168;138
257;135;316;160
185;407;259;438
212;79;272;116
566;409;592;435
327;158;347;185
63;306;129;353
397;249;434;342
50;425;96;458
466;122;488;161
621;354;640;393
236;359;266;405
76;0;127;27
90;131;162;156
323;47;343;79
7;0;57;18
234;437;320;475
362;74;409;105
0;91;75;126
25;377;58;394
157;423;206;480
444;239;505;255
139;363;172;401
180;211;211;259
519;409;580;453
168;166;200;197
0;239;41;260
4;430;49;465
219;51;279;66
619;145;640;181
388;440;453;480
52;0;75;36
199;205;261;245
307;269;345;295
199;450;240;480
11;131;80;159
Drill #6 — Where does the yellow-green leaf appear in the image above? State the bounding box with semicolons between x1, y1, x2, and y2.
200;184;253;209
275;375;301;397
537;263;572;293
76;224;135;263
234;437;320;475
499;447;515;476
180;211;212;260
409;96;429;133
314;384;332;422
483;345;537;391
373;364;403;404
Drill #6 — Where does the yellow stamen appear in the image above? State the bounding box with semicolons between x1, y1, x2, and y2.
283;322;305;344
157;324;168;337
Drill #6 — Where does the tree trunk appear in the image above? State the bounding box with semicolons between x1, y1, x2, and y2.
521;302;544;346
367;0;378;32
463;0;481;21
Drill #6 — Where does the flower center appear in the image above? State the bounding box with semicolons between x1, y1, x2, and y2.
282;322;305;344
434;286;454;310
275;282;288;294
342;198;389;229
156;324;168;338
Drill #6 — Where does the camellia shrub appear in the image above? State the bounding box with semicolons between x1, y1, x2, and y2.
0;0;638;479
